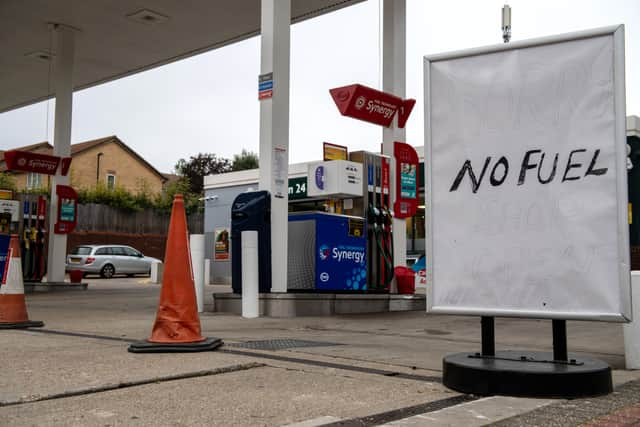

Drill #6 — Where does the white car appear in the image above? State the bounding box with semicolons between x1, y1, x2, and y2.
66;245;160;278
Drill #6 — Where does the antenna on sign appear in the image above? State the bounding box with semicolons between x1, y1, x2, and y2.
502;4;512;43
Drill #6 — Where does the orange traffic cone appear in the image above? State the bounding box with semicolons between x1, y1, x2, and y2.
0;234;44;329
128;195;222;353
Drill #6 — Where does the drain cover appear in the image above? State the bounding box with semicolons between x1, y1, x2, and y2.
228;339;341;351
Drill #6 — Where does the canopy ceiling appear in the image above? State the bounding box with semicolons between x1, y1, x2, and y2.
0;0;364;113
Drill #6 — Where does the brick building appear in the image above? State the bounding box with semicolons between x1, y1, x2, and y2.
0;136;167;194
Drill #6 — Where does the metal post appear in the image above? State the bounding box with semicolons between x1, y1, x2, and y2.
46;24;76;283
481;316;495;356
553;319;568;361
381;0;407;274
259;0;290;292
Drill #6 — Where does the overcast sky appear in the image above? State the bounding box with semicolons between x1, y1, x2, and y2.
0;0;638;173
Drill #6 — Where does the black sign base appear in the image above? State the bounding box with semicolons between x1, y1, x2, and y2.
443;350;612;398
0;320;44;329
128;337;223;353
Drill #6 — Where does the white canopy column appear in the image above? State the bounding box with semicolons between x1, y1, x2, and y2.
381;0;407;270
47;24;77;283
259;0;291;292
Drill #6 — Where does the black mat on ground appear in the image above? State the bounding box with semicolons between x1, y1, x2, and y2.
128;337;223;353
227;339;342;351
0;320;44;329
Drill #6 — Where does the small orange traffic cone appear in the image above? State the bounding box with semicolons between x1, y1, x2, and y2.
128;195;222;353
0;234;44;329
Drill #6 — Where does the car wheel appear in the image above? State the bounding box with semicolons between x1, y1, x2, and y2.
101;264;115;279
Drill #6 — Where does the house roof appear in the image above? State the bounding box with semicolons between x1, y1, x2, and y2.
0;136;166;182
0;141;52;156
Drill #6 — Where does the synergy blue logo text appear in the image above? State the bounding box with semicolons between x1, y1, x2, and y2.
318;244;365;264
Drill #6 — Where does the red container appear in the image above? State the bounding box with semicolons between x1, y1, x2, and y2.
69;270;83;283
394;266;416;294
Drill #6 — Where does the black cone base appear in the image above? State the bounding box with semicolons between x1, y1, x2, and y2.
0;320;44;329
128;337;223;353
443;351;612;398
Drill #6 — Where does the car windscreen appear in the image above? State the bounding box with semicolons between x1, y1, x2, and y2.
71;246;92;255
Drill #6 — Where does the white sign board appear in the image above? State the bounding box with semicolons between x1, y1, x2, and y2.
424;26;630;321
0;200;19;222
307;160;363;199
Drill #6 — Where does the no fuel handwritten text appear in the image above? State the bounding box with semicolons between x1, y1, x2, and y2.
449;148;608;194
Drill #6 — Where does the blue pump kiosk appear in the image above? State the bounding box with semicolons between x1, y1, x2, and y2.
288;212;367;292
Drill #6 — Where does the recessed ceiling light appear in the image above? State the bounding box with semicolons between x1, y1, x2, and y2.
127;9;169;25
25;50;55;62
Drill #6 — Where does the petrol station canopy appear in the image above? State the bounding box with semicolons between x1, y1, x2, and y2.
0;0;364;113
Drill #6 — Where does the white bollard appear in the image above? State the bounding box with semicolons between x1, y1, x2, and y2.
241;230;259;318
624;271;640;369
190;234;205;313
204;258;211;285
151;260;163;284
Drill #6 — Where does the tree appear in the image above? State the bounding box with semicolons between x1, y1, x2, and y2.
154;176;201;214
174;153;232;194
232;149;259;171
0;172;16;191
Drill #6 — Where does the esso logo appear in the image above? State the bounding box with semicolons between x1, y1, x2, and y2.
315;166;325;190
354;96;366;110
320;272;329;282
319;244;330;261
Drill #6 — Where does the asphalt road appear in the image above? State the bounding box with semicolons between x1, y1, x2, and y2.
1;277;640;426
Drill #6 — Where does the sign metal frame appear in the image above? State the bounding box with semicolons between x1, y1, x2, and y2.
423;25;629;321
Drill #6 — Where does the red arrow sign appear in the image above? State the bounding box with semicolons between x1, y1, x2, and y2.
3;150;72;176
329;84;415;128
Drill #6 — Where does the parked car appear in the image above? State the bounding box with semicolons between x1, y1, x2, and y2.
65;245;161;278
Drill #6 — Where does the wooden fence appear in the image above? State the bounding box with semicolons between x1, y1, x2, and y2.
76;204;204;234
13;195;203;260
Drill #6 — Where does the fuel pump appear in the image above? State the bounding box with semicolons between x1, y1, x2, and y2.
380;156;394;289
21;197;31;278
20;196;48;281
350;151;393;292
32;196;47;281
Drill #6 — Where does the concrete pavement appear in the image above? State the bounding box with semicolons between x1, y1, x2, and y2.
1;278;640;426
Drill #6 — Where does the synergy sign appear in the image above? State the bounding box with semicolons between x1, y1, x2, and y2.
330;84;416;128
3;150;72;176
317;242;366;291
319;244;365;264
